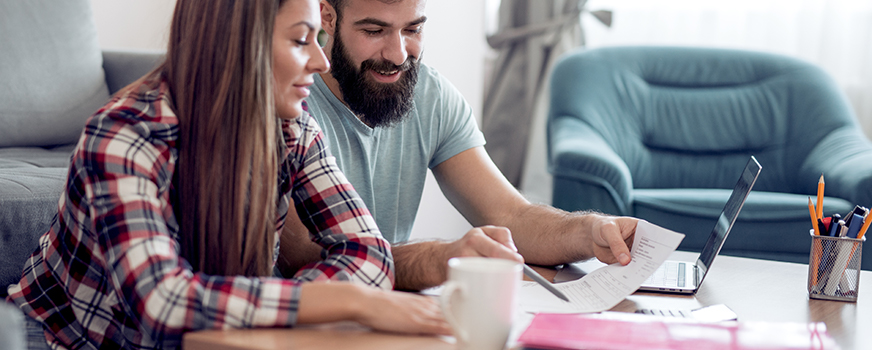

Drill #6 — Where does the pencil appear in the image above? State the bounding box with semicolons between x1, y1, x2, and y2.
809;197;820;236
816;174;825;220
858;213;872;240
809;197;822;287
523;264;569;302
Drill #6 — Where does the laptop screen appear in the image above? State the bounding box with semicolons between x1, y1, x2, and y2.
695;156;762;282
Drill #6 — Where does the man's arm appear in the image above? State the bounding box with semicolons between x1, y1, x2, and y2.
278;209;522;291
392;226;522;291
432;146;637;266
276;212;324;278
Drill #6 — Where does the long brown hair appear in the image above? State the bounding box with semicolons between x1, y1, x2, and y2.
162;0;286;277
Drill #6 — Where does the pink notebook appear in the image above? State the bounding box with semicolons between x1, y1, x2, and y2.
517;312;839;350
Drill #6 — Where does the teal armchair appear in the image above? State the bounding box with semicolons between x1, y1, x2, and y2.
547;47;872;269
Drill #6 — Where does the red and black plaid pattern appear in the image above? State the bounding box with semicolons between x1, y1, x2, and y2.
7;78;393;349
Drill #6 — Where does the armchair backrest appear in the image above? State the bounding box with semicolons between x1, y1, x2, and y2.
548;47;858;193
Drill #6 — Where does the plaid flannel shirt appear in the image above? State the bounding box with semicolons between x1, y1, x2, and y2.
6;77;393;349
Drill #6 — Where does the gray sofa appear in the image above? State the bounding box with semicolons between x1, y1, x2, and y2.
1;0;164;297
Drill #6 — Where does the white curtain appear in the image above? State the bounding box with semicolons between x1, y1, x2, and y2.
482;0;583;187
519;0;872;204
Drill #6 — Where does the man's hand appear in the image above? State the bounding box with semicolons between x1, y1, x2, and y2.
393;225;524;291
588;215;638;265
444;225;525;263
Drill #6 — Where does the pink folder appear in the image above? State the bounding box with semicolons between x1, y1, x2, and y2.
517;313;839;350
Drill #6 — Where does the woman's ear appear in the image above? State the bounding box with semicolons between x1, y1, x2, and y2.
320;0;337;36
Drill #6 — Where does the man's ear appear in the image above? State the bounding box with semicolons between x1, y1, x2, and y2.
320;0;337;36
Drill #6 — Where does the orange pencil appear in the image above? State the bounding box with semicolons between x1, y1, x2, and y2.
808;198;820;236
816;174;825;220
808;197;822;287
859;213;871;240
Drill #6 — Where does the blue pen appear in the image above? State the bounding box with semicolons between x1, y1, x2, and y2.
828;214;842;236
844;206;867;226
816;215;843;293
846;213;864;238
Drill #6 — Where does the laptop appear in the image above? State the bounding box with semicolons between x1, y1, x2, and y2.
638;156;762;294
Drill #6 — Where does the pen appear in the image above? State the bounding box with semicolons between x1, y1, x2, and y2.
808;198;820;236
846;213;864;238
819;218;827;237
822;216;833;232
836;214;866;293
817;227;841;293
828;214;842;237
816;174;825;220
523;264;570;302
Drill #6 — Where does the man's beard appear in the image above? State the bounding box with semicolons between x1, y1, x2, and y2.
330;30;419;128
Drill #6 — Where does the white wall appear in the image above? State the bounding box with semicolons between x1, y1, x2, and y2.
89;0;487;242
90;0;174;50
408;0;487;241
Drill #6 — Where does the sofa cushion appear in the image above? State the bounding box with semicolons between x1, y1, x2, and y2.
0;146;72;293
0;0;109;147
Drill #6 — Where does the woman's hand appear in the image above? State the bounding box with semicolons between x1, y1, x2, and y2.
297;282;452;335
353;287;453;335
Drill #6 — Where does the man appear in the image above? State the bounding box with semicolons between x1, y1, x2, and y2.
279;0;639;290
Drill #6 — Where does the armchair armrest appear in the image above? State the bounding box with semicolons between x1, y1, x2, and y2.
802;126;872;206
548;116;634;215
102;49;165;95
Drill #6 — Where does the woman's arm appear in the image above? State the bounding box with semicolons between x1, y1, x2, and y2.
284;116;394;288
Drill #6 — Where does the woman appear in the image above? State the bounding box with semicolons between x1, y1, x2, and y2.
6;0;450;348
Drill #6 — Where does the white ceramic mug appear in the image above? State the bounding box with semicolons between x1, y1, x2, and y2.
440;257;522;350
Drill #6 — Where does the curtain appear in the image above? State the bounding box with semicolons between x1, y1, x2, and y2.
481;0;584;188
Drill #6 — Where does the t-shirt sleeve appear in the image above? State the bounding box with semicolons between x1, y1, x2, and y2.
428;68;487;169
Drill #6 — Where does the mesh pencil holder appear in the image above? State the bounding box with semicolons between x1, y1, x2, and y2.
807;231;863;302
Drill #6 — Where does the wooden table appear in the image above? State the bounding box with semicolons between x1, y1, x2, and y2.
184;252;871;349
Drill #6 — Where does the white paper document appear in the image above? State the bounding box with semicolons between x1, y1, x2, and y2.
518;221;685;313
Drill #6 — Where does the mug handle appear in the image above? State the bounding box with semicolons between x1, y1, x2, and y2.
440;281;469;343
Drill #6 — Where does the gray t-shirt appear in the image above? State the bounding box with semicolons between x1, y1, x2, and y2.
304;63;485;243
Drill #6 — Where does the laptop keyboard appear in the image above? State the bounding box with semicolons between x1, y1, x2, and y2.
635;308;693;317
644;261;686;287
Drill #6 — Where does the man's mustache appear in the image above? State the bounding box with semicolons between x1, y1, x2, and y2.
360;56;418;74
